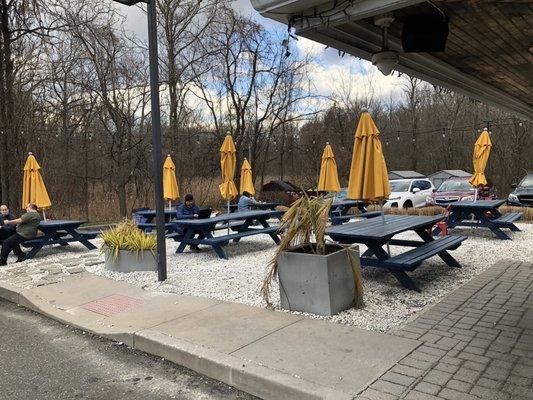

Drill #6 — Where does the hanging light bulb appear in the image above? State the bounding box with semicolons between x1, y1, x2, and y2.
397;131;400;141
385;139;389;146
442;128;446;138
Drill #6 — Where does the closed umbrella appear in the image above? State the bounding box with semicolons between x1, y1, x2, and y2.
22;152;52;220
240;158;255;196
317;142;341;193
219;134;238;214
163;155;180;209
347;110;390;226
469;129;492;200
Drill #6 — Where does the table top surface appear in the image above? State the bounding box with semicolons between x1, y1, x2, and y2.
447;199;505;209
331;200;364;207
230;202;280;208
327;214;445;240
176;210;281;226
38;220;87;229
135;208;178;216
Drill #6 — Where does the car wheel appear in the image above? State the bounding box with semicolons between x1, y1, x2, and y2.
403;200;413;209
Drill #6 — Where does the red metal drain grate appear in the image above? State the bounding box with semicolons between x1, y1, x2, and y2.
82;294;144;316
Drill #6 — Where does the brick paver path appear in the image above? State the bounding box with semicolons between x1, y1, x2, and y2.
359;260;533;400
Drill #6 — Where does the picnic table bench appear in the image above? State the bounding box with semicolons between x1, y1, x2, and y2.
18;220;98;259
434;200;522;240
327;214;467;292
168;210;282;260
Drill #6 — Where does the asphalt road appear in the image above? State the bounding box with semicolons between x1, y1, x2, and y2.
0;299;256;400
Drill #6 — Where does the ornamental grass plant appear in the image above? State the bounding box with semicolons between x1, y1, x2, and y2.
101;219;156;262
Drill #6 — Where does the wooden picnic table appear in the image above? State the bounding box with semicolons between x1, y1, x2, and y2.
134;208;177;223
327;215;467;292
329;200;380;224
21;220;98;259
435;199;522;240
229;202;280;213
170;210;282;260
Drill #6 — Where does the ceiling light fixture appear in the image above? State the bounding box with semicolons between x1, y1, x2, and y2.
371;14;398;76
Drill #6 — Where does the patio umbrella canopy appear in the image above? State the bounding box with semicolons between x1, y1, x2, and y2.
22;152;52;210
469;129;492;187
240;158;255;196
347;111;391;201
163;155;180;203
219;135;238;202
317;142;341;193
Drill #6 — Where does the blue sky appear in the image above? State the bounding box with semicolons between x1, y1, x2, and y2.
115;0;403;103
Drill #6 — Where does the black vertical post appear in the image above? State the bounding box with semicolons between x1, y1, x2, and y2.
147;0;167;281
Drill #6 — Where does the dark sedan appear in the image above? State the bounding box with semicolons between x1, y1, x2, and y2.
508;174;533;207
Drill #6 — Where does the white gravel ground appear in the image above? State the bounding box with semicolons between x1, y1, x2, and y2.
2;222;532;332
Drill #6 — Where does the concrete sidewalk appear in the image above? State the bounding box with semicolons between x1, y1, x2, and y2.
0;272;419;400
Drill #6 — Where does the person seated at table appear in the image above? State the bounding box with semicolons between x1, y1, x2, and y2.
176;194;202;252
0;204;16;242
237;191;260;212
0;203;41;266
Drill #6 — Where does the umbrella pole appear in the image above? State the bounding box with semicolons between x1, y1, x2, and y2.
227;199;230;235
42;209;47;222
168;200;171;210
380;199;391;256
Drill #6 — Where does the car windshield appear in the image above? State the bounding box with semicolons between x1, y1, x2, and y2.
519;176;533;188
438;180;472;191
390;181;411;192
325;188;347;200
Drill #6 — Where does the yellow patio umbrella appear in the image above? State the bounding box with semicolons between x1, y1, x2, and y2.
347;111;391;202
22;152;52;220
240;158;255;196
163;155;179;209
469;129;492;189
219;134;238;213
317;142;341;193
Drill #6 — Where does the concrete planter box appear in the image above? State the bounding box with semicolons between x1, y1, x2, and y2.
104;250;157;273
277;244;360;316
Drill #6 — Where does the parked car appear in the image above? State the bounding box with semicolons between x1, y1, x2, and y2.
383;179;435;209
324;187;348;201
427;177;492;206
507;174;533;207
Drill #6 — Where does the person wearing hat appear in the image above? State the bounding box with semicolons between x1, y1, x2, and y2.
175;194;202;252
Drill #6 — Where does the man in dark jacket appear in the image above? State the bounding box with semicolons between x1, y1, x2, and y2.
175;194;202;252
0;205;16;242
0;203;41;266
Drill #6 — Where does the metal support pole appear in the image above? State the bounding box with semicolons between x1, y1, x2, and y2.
147;0;167;281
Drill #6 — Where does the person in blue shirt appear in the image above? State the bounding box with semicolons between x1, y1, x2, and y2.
237;191;260;212
175;194;202;252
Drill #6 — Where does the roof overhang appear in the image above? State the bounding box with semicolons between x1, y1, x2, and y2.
251;0;533;120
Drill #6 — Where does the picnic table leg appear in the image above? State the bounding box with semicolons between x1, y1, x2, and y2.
233;218;254;242
366;243;421;292
65;228;97;250
388;270;421;292
212;245;228;260
508;224;521;232
257;218;280;245
24;233;54;259
176;229;194;254
477;213;512;240
416;229;462;268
